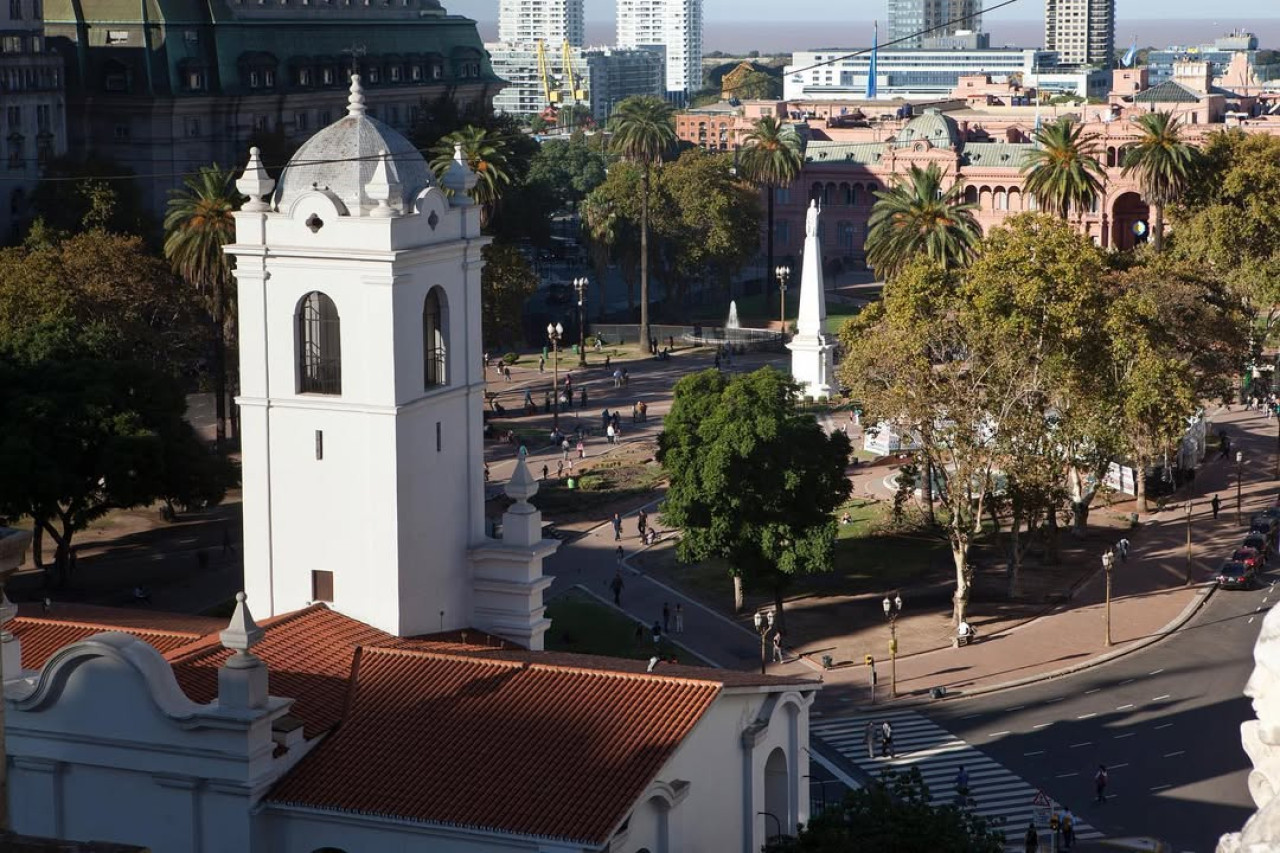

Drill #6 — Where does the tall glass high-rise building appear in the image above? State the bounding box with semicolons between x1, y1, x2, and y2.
887;0;982;49
1044;0;1115;67
616;0;702;97
498;0;585;46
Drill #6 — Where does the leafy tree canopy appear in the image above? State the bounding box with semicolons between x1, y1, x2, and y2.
525;135;609;211
657;367;851;613
481;242;539;350
26;155;155;242
766;768;1005;853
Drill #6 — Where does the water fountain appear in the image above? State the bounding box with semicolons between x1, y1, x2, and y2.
726;300;740;330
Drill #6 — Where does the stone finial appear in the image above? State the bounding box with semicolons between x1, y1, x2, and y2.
366;148;399;218
505;454;539;505
219;592;264;669
440;141;478;204
347;74;367;117
236;146;276;212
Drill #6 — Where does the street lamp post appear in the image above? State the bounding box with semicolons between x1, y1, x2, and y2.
573;277;588;368
1275;413;1279;480
546;322;563;432
775;266;791;335
882;593;903;698
752;609;775;675
1103;549;1115;646
1237;450;1245;524
1185;498;1194;586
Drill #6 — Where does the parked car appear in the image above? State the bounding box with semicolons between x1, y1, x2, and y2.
1250;514;1278;536
1234;546;1265;571
1258;507;1280;522
1244;532;1272;559
1217;560;1257;589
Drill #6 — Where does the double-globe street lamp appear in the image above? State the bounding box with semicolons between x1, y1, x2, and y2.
753;609;775;676
1103;548;1116;647
547;322;564;432
573;276;588;368
882;593;903;698
1237;450;1245;524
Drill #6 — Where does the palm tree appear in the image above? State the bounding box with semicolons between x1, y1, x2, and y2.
1022;117;1106;220
164;164;243;451
429;126;512;227
738;116;803;309
609;95;675;350
865;163;981;280
1121;110;1200;252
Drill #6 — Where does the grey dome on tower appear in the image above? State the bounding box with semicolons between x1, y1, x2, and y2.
272;75;433;215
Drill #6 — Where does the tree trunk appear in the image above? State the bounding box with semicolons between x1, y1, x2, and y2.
924;462;937;526
773;585;786;637
31;522;44;569
1070;500;1091;535
733;573;744;613
951;541;971;627
212;277;227;452
1008;511;1023;599
1152;202;1164;253
1043;507;1061;565
765;188;775;302
1135;457;1148;513
638;165;651;350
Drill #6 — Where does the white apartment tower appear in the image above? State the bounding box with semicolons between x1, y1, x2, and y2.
616;0;702;98
1045;0;1114;67
498;0;585;46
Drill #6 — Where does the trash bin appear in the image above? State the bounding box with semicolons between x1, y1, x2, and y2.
566;477;576;490
822;654;834;669
573;344;579;355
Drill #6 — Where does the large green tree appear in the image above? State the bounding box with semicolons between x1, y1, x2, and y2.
27;155;154;241
766;769;1005;853
609;95;676;348
480;243;539;350
657;367;851;617
865;163;981;280
525;134;608;211
739;116;803;302
430;126;513;228
0;328;232;585
164;164;243;451
1022;117;1106;220
1121;110;1200;252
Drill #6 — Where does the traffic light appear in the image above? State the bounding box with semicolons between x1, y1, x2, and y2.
864;655;874;667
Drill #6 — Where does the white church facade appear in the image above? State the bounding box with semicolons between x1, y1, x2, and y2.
1;77;820;853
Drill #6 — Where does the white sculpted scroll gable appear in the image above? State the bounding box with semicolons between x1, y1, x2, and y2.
1220;603;1280;852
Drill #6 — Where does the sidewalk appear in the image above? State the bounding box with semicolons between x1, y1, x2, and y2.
542;402;1277;712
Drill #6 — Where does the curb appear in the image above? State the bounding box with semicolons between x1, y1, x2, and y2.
861;578;1218;710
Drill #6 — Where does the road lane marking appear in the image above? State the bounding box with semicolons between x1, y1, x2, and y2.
1111;763;1129;769
1114;733;1136;739
961;714;981;720
1046;697;1065;704
1085;688;1101;695
1024;750;1045;757
1033;723;1051;729
1251;617;1256;624
1117;704;1135;710
1153;695;1171;701
988;731;1011;737
1070;741;1093;748
1155;723;1174;730
1151;784;1172;792
1150;669;1165;676
1057;772;1079;779
1164;751;1185;758
1120;678;1136;685
1008;705;1025;711
1077;712;1098;720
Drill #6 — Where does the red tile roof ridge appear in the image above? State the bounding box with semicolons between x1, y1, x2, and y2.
10;615;204;643
163;602;334;663
354;644;734;689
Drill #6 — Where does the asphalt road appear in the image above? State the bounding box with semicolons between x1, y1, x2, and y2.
922;566;1274;852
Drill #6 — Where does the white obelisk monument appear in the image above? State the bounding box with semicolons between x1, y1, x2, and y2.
787;200;836;399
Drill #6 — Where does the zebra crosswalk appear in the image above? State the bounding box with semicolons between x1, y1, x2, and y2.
812;709;1103;847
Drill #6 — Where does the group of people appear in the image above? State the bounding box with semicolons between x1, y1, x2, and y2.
1246;393;1280;420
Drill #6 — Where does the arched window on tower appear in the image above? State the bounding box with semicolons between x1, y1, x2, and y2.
423;287;447;388
297;291;342;395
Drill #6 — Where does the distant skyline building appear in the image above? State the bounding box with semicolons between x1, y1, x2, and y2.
785;46;1057;100
887;0;983;50
1044;0;1115;67
489;42;665;120
498;0;584;46
616;0;702;97
1147;31;1280;86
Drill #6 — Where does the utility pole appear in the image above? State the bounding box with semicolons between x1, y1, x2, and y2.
1185;499;1193;585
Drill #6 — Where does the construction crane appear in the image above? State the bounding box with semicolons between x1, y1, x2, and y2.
561;39;587;105
536;40;561;106
536;39;589;122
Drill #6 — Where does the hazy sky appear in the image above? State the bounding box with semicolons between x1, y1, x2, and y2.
448;0;1276;22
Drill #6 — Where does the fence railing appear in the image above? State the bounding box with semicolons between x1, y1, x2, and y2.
590;323;784;353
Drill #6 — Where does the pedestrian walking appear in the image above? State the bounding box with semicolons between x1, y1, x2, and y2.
616;545;624;565
544;392;552;414
577;439;585;459
663;602;671;633
675;603;684;633
651;620;663;644
880;720;894;757
638;400;647;422
622;367;629;387
613;368;622;389
865;721;876;759
954;765;970;798
772;631;784;663
607;423;616;444
632;402;639;423
580;386;588;407
503;364;512;382
1094;765;1108;803
638;509;648;537
562;438;571;460
556;460;565;479
612;512;623;540
539;355;545;373
610;571;624;605
1060;807;1075;849
1212;494;1221;519
1024;823;1039;853
1117;538;1130;562
541;464;549;481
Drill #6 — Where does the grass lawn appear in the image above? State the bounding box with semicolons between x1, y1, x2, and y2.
643;499;952;612
533;451;667;517
544;588;688;660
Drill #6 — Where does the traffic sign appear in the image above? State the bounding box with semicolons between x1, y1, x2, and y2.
1032;790;1052;806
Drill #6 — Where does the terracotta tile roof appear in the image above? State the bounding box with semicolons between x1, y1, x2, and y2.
267;647;722;845
465;648;819;688
167;605;510;738
10;606;217;671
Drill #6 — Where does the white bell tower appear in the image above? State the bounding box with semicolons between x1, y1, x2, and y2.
227;77;554;645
